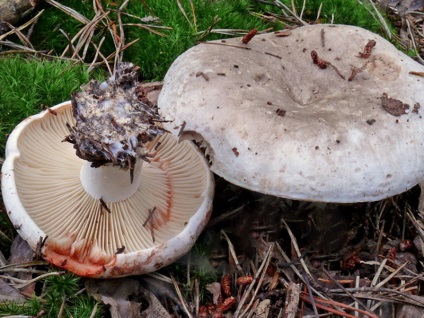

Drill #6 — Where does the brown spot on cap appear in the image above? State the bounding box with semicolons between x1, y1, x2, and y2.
276;109;286;117
381;93;409;116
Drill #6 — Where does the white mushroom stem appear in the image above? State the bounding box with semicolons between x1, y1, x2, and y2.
80;160;143;202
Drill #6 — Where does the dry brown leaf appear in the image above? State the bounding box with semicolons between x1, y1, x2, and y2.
255;299;271;317
395;295;424;318
206;282;222;305
86;277;171;318
0;279;26;303
8;235;35;295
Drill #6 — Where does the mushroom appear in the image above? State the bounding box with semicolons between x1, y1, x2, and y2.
1;65;214;278
158;24;424;203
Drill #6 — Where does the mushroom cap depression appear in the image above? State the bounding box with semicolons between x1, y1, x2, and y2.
2;101;214;278
158;24;424;203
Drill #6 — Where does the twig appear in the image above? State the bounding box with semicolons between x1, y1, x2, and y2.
189;0;198;33
58;295;66;318
89;303;98;318
321;265;372;315
234;243;274;317
331;287;424;306
281;218;314;282
89;38;113;75
273;0;308;25
302;273;319;318
2;271;65;289
366;0;392;39
143;207;157;242
283;282;300;318
122;23;168;37
88;36;106;72
60;11;108;58
177;0;194;30
406;18;424;64
99;198;111;213
114;0;129;71
201;41;251;50
315;3;323;23
171;274;195;318
300;292;379;318
348;59;371;81
207;204;246;227
220;230;244;273
0;10;45;41
299;0;306;20
45;0;90;24
3;22;33;49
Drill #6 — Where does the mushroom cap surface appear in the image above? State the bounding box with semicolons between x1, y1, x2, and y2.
2;101;214;277
158;24;424;202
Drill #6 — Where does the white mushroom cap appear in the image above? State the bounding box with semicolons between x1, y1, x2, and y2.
158;24;424;203
2;101;214;277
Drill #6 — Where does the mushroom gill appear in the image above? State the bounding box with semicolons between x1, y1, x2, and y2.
10;103;211;275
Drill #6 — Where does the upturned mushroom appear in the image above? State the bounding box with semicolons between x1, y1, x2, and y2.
1;63;214;278
158;24;424;204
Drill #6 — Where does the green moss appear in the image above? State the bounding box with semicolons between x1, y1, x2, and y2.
0;57;104;155
27;0;395;80
29;0;277;80
0;272;103;318
276;0;394;36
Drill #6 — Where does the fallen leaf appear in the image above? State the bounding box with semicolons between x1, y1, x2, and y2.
86;277;172;318
8;235;36;295
0;279;26;303
255;299;271;317
206;282;222;305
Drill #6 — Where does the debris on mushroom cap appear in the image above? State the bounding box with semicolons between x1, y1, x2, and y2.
1;101;214;277
158;24;424;203
66;62;165;170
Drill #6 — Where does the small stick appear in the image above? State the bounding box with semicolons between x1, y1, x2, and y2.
143;207;157;242
195;71;209;81
201;41;251;50
99;198;111;213
178;121;186;137
128;156;136;184
328;64;345;80
348;60;371;81
283;282;301;318
149;217;155;242
154;141;162;151
321;265;372;315
409;71;424;77
264;52;282;59
34;236;48;260
220;230;244;273
143;207;157;227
